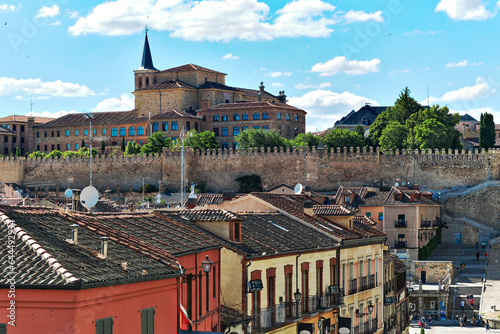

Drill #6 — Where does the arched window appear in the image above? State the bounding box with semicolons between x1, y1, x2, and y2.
262;112;269;120
242;113;248;120
222;114;228;121
146;77;149;87
253;113;259;120
277;112;281;120
286;113;290;120
294;114;298;122
213;114;219;122
120;127;126;136
129;127;135;136
111;128;117;137
138;127;144;136
233;113;239;121
138;78;142;89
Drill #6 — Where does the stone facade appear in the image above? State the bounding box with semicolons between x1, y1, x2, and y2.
0;116;53;155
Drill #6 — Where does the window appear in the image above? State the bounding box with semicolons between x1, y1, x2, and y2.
66;144;70;150
3;137;7;143
233;127;239;136
65;130;69;137
50;131;54;137
146;77;149;86
138;127;144;136
194;122;199;131
430;301;435;309
57;144;60;150
93;129;97;135
277;112;281;120
262;112;269;120
111;128;117;137
286;113;290;120
36;131;39;138
162;122;168;131
262;125;269;131
12;137;16;143
222;127;228;137
103;128;106;135
286;126;290;136
21;125;25;132
44;131;47;137
51;144;54;150
253;126;259;129
20;137;24;143
153;122;159;132
366;212;371;217
242;113;248;120
213;128;219;137
75;130;79;136
172;122;178;130
12;125;16;131
57;131;60;137
95;317;113;334
36;145;39;151
253;113;259;120
75;143;79;150
344;195;350;203
233;114;239;121
213;114;220;122
242;126;248;131
294;127;299;135
129;127;135;136
222;114;228;121
0;324;6;334
44;145;47;151
379;212;383;221
186;121;190;130
119;127;126;136
84;129;88;136
202;115;206;121
222;142;229;149
141;307;155;334
234;222;241;242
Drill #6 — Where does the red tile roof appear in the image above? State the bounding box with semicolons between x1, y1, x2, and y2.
313;205;352;215
136;80;196;91
178;209;239;222
0;115;54;123
160;63;226;75
38;110;144;128
208;101;304;111
151;109;201;119
353;215;377;227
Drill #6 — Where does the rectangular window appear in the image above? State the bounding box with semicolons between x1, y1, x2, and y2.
84;129;88;136
141;307;155;334
262;125;269;131
21;125;25;132
172;121;178;130
44;131;47;137
379;212;383;221
222;127;228;137
51;144;55;150
0;323;6;334
103;128;106;135
195;122;199;131
66;130;69;136
186;121;191;130
66;144;70;150
213;128;219;137
75;143;79;150
162;122;168;131
3;137;7;143
153;122;159;132
51;131;54;137
36;131;39;138
12;137;16;143
36;145;40;151
366;212;371;217
57;144;60;150
242;126;248;131
233;127;239;136
75;130;79;136
95;317;113;334
12;125;16;131
93;129;97;135
57;130;60;137
44;145;47;151
222;142;229;149
253;126;259;129
21;137;24;143
234;222;241;242
286;126;290;136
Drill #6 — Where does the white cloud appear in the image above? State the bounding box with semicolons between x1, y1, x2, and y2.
289;89;377;131
0;77;96;97
435;0;494;21
68;0;336;41
389;69;412;76
269;71;292;78
66;9;80;19
342;10;383;24
222;53;239;60
427;77;496;104
30;110;78;119
294;82;331;89
0;4;18;11
311;56;380;76
272;82;284;87
453;107;500;124
36;5;60;18
93;94;135;112
445;60;482;67
403;29;423;36
49;21;62;26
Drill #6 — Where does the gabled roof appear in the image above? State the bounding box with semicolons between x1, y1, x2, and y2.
353;215;377;227
334;104;388;127
461;113;478;122
0;115;54;123
136;80;196;91
151;109;200;119
182;193;245;207
199;81;241;92
334;186;370;210
381;186;437;205
160;64;226;75
38;110;144;128
207;101;304;112
178;209;239;222
0;207;180;287
313;205;352;216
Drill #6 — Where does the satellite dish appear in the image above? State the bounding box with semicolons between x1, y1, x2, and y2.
64;189;73;198
156;194;161;199
14;190;22;199
395;182;400;187
294;183;303;194
80;186;99;209
156;199;161;204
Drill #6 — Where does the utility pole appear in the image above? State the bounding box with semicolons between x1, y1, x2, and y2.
84;113;94;186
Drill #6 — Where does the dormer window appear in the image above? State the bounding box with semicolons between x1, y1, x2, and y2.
344;195;350;204
231;222;241;242
361;117;368;125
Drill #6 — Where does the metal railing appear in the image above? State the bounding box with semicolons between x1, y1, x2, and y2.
369;274;376;289
394;240;407;248
251;304;286;330
284;301;301;319
359;276;368;292
394;220;407;228
371;318;378;333
421;220;432;227
319;290;344;308
302;295;317;314
349;278;358;294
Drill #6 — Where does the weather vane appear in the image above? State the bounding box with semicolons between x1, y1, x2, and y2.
145;24;149;34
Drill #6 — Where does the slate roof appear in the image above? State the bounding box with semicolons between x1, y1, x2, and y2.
313;205;352;216
207;101;304;111
461;113;478;122
249;193;385;241
38;110;144;128
334;104;388;127
151;109;201;119
235;87;278;100
182;193;245;207
138;33;158;71
199;81;241;92
221;305;252;328
0;115;54;123
160;64;226;75
0;207;180;287
136;80;196;91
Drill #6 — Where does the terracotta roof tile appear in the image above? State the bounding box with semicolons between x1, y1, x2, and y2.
178;209;239;222
199;81;240;92
313;205;352;215
235;87;277;100
160;64;226;75
151;109;200;119
208;101;304;112
353;215;377;227
38;110;145;128
0;115;54;123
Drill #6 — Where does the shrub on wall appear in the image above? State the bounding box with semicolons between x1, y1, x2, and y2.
235;174;263;193
418;227;442;260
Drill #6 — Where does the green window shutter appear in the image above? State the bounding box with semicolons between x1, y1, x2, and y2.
0;323;6;334
96;317;113;334
141;307;155;334
96;318;104;334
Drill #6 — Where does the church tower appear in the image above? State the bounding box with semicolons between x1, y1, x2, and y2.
134;28;159;91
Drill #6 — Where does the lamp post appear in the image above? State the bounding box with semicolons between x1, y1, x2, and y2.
356;301;374;318
180;255;213;283
83;113;94;186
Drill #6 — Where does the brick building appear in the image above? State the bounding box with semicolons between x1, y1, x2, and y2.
0;116;53;155
30;31;306;153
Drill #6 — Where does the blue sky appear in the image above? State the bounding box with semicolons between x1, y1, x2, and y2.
1;0;499;132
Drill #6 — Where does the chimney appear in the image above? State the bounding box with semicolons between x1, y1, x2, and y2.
410;193;415;202
258;92;262;102
201;98;210;112
71;224;79;244
414;184;419;191
304;185;312;197
277;91;287;103
365;103;371;107
304;200;313;216
101;237;109;258
186;196;197;209
222;190;235;201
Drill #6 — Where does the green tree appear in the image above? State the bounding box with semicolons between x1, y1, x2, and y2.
100;140;105;153
379;122;408;151
125;141;141;155
179;130;219;151
287;133;322;148
121;136;126;152
480;112;495;150
46;150;63;159
77;146;98;157
28;151;46;159
236;129;288;150
414;119;453;150
322;128;364;149
140;132;172;154
14;147;22;157
81;139;86;148
235;174;263;193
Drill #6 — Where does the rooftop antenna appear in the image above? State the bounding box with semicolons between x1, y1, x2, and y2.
427;86;429;107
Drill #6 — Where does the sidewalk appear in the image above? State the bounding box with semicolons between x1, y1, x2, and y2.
480;248;500;324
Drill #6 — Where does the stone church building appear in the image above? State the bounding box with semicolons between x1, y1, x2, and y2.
30;32;306;153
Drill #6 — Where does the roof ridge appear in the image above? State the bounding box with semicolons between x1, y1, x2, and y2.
0;211;79;284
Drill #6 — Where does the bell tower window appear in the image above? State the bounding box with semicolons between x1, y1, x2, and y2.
139;78;142;89
146;77;149;87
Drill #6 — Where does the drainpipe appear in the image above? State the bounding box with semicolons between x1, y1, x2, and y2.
296;252;301;295
244;259;252;315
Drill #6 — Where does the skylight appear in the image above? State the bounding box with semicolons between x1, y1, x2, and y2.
271;222;289;232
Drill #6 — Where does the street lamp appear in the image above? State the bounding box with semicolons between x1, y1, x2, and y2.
356;302;374;318
181;255;213;283
83;113;94;186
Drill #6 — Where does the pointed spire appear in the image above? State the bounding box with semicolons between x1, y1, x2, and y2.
138;26;158;71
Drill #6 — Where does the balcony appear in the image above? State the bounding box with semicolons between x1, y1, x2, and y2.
353;326;359;334
320;290;344;308
394;220;407;228
394;240;407;248
420;220;432;228
359;276;368;292
349;278;358;294
284;301;301;320
252;304;286;331
384;315;396;333
302;295;318;314
369;274;376;289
